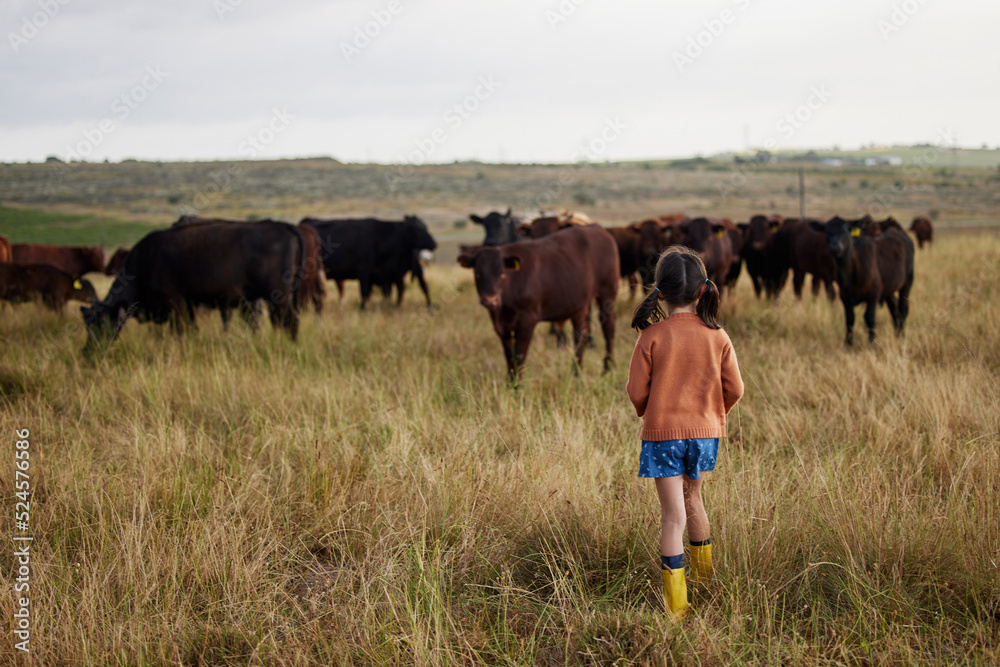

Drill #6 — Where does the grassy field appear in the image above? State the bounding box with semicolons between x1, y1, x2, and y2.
1;226;998;663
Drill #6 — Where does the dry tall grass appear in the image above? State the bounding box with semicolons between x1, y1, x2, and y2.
1;232;998;665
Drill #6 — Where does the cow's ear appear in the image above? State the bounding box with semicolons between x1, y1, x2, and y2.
850;226;862;237
712;225;725;239
808;221;825;232
505;207;512;217
769;222;780;233
503;256;521;271
73;279;83;290
737;223;749;231
457;251;477;268
629;223;641;231
470;214;484;224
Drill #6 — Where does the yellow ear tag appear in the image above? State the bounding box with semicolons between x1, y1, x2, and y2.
73;280;83;289
850;228;861;237
769;223;779;233
509;258;520;271
715;229;724;238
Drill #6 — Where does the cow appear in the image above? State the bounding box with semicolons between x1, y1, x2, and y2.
11;243;105;279
630;218;680;290
302;215;437;310
737;214;784;298
674;217;739;288
605;225;643;297
470;208;522;246
910;216;934;249
457;224;619;382
297;222;327;313
770;219;837;300
80;220;304;350
0;235;11;263
860;215;904;238
0;263;98;311
810;217;915;346
518;210;591;239
105;247;129;276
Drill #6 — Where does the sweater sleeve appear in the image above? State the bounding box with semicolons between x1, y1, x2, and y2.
720;340;744;414
626;335;652;417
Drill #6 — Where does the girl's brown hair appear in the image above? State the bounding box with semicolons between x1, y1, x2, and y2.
631;247;721;331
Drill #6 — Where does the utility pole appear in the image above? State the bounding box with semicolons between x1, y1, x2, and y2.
798;167;806;219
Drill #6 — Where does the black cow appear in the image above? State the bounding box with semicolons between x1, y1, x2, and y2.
737;215;784;298
81;220;304;350
811;217;915;346
470;208;522;246
302;216;437;310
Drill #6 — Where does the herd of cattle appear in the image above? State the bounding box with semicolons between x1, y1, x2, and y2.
0;209;932;376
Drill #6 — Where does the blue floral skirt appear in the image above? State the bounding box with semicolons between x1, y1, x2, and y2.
638;438;719;479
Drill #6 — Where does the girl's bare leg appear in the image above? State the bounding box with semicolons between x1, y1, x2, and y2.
654;475;686;558
683;473;709;543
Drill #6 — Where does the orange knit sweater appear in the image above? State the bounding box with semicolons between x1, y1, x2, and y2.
626;313;744;440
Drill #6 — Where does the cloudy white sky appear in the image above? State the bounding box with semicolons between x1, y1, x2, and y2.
1;0;997;164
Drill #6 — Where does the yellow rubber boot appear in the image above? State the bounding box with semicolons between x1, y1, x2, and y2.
690;543;713;583
661;567;689;620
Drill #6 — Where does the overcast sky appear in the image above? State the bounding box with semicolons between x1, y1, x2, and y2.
1;0;997;163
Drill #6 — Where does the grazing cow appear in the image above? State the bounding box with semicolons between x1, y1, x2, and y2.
0;263;98;311
518;210;591;239
297;222;327;313
11;243;105;279
0;235;11;263
457;224;619;381
104;247;129;276
81;220;304;349
910;216;934;249
738;214;784;298
302;215;437;310
771;219;836;300
470;208;522;245
675;217;739;288
811;217;915;346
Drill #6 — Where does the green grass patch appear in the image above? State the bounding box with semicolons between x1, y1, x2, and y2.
0;204;159;247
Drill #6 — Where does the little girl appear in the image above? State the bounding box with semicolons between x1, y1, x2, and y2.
626;247;744;619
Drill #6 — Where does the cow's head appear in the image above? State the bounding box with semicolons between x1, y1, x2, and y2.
814;217;862;262
73;278;99;304
457;245;519;310
80;298;128;354
676;218;712;252
403;215;437;251
742;214;781;252
470;208;515;246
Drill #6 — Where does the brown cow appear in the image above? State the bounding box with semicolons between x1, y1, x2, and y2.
0;263;98;311
910;216;934;249
11;244;105;278
104;247;129;276
675;217;739;288
457;224;619;381
771;219;836;300
0;235;11;263
297;222;327;313
811;217;914;345
631;218;679;290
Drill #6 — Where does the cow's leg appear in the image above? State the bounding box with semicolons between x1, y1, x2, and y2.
500;329;517;381
415;271;432;308
240;300;261;333
864;298;877;344
335;280;345;303
358;272;373;310
395;277;406;306
597;294;616;373
824;279;837;301
810;275;821;298
549;322;567;349
570;308;590;375
841;299;855;347
884;294;901;334
751;273;763;298
512;321;537;382
792;269;805;299
219;304;232;332
628;273;638;299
